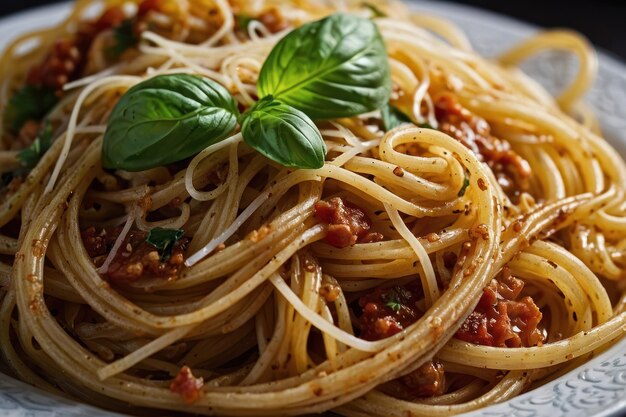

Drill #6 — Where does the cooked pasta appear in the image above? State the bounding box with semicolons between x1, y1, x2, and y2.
0;0;624;416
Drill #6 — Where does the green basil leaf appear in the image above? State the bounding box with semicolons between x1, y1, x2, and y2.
241;96;326;169
4;85;58;132
102;74;239;172
145;227;185;261
257;13;391;120
17;120;54;169
381;104;412;131
107;19;138;59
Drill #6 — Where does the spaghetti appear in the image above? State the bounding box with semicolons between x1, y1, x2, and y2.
0;0;624;416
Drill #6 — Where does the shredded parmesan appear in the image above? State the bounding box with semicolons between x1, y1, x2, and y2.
269;273;385;352
185;190;270;267
97;208;137;275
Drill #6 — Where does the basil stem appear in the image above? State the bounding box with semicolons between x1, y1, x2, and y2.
101;13;393;172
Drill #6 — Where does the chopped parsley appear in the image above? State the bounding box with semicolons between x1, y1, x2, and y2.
17;121;54;169
382;286;413;312
235;14;255;31
385;297;402;312
106;19;138;59
458;175;471;197
4;85;58;132
145;227;185;261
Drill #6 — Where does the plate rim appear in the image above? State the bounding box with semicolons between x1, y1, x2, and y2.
0;2;624;417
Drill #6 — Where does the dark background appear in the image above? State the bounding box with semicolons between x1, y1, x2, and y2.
1;0;625;61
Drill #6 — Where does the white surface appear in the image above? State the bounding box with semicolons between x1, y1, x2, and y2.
0;2;624;417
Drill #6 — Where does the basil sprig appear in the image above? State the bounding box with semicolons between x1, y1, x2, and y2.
247;13;389;168
103;74;239;171
102;13;390;171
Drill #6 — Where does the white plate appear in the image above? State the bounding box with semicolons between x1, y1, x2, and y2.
0;2;625;417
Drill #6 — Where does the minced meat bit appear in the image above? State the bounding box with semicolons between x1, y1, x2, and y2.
401;360;446;397
435;94;531;199
357;284;422;341
170;366;204;404
314;197;383;249
80;226;187;284
380;360;446;400
455;266;544;347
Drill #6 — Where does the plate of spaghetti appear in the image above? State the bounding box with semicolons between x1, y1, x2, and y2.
0;1;625;416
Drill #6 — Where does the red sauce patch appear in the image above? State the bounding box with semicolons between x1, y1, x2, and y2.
80;226;187;284
435;94;531;199
26;7;125;92
170;366;204;404
455;266;544;347
357;284;422;341
314;197;383;248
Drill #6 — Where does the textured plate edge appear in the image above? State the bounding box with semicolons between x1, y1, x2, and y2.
0;2;624;417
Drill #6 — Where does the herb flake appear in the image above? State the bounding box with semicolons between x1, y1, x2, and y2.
107;19;138;59
458;175;470;197
17;121;54;169
235;14;254;31
5;85;58;132
145;228;185;261
382;286;412;312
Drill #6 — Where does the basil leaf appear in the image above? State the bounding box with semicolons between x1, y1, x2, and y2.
241;96;326;169
4;85;58;132
146;227;184;261
107;19;138;59
102;74;239;172
18;121;54;169
257;13;391;120
381;104;412;131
